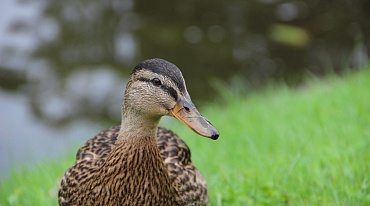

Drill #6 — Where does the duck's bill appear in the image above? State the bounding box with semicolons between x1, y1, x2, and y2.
169;95;219;140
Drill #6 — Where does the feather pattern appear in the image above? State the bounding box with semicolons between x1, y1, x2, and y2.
59;126;207;205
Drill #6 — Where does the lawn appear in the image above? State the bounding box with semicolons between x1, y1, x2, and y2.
1;67;369;205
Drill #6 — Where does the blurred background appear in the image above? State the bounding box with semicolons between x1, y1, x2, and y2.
0;0;369;177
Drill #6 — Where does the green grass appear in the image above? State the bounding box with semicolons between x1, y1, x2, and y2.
1;67;370;205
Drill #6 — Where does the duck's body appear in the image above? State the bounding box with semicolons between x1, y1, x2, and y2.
58;59;219;205
59;126;207;205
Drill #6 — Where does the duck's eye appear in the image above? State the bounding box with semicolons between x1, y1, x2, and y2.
152;78;162;86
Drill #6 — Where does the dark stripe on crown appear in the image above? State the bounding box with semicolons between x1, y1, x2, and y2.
132;58;186;93
137;77;178;101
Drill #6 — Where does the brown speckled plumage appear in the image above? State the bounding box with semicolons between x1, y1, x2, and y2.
58;58;218;205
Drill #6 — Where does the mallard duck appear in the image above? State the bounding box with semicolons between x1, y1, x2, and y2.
58;58;219;205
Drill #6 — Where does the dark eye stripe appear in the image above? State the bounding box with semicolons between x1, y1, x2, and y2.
137;77;151;82
136;77;178;100
161;85;178;100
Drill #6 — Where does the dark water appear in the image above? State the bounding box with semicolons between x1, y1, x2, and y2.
0;0;369;177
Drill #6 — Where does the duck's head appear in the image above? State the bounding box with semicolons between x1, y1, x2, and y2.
123;58;219;140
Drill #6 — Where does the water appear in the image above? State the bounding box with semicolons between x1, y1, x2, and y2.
0;91;99;177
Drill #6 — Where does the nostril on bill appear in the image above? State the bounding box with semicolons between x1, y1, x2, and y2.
184;106;190;112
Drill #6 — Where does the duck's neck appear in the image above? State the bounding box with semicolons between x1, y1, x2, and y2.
118;107;161;141
101;107;180;205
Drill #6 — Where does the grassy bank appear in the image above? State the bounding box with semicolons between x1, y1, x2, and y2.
1;67;369;205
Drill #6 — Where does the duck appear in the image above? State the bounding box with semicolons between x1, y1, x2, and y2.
58;58;219;205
